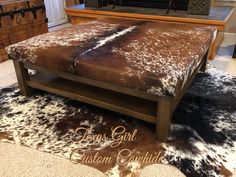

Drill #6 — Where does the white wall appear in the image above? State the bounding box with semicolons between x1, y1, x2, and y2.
44;0;68;27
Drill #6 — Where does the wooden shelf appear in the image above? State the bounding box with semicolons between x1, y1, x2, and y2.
27;73;157;123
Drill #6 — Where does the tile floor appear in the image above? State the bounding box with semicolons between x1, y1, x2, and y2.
210;33;236;75
49;23;72;32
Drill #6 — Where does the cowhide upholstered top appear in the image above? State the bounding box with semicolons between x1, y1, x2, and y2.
6;18;215;96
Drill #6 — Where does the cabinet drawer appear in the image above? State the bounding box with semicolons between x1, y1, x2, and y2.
0;34;10;47
32;21;48;36
0;0;47;28
0;48;8;63
0;38;10;47
9;29;33;43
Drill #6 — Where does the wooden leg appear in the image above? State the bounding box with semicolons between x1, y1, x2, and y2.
156;98;172;142
13;61;32;96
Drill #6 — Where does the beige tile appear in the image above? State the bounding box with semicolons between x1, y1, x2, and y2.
210;33;236;75
226;59;236;75
0;60;16;88
49;23;72;32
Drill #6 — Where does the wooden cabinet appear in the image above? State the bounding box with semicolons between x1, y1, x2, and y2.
0;0;48;63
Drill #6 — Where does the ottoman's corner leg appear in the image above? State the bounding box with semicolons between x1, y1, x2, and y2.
156;97;173;142
13;60;32;96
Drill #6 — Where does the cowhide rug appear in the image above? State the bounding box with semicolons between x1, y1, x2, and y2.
0;68;235;177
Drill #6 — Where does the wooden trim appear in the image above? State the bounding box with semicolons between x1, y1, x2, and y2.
24;63;161;102
27;72;157;123
67;11;225;30
65;6;235;30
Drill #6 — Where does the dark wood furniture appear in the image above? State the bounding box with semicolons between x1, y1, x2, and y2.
65;4;234;60
0;0;48;63
12;51;208;142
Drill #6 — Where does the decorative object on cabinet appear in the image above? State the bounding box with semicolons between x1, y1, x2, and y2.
188;0;211;15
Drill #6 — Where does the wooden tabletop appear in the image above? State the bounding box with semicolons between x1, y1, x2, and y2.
65;4;235;30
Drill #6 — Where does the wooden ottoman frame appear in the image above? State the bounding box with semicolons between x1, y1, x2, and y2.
13;51;208;142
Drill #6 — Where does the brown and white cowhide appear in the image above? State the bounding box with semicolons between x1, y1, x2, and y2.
0;68;235;177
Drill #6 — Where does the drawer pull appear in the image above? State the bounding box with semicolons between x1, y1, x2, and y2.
9;10;15;20
20;8;25;17
0;4;45;20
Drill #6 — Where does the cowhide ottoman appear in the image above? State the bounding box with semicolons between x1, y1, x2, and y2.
6;18;215;142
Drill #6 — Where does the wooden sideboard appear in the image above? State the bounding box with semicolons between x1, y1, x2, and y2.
0;0;48;63
65;4;234;60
